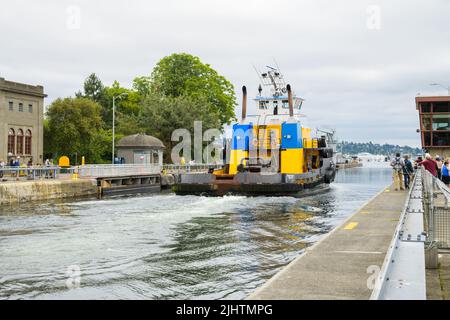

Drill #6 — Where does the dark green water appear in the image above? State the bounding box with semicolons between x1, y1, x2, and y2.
0;166;391;300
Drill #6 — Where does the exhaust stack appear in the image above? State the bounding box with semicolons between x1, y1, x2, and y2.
287;84;294;117
242;86;247;120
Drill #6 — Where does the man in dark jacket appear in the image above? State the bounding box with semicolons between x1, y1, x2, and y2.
403;155;414;189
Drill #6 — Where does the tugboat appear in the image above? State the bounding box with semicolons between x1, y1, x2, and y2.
174;67;336;196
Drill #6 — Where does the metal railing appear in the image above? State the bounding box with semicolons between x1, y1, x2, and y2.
421;167;450;249
372;167;450;300
0;166;60;180
162;164;222;173
0;164;225;180
74;164;161;178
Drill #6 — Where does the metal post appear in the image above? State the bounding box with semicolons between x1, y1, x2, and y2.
112;96;115;164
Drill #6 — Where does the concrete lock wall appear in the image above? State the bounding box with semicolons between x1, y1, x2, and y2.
0;180;97;206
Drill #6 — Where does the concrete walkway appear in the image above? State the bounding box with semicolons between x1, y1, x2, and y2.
248;185;408;300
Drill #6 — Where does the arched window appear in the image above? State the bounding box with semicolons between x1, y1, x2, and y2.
16;129;24;155
8;129;15;154
25;130;32;155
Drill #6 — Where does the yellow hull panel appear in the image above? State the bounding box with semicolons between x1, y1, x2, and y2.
281;149;305;174
229;150;248;174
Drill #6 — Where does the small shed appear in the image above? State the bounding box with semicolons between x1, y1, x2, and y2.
116;134;165;166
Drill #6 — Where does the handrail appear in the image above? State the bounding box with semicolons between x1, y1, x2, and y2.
163;163;222;173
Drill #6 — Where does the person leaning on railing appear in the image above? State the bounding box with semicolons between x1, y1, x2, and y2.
418;153;438;177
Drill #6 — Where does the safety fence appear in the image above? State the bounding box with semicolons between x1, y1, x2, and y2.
0;166;60;180
422;166;450;250
0;164;224;181
73;164;161;178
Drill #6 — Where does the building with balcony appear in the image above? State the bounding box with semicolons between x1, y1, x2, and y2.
416;95;450;158
0;77;47;165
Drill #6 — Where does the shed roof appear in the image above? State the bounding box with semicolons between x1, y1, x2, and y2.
116;134;165;149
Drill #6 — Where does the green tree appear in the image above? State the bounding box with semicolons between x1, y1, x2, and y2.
138;94;222;159
132;76;152;97
105;81;141;117
150;53;236;125
77;73;107;104
45;97;109;164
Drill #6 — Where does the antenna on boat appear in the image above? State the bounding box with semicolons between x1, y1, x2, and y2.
260;65;286;97
273;57;281;74
242;86;247;121
253;64;264;85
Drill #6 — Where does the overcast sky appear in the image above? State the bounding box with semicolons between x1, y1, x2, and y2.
1;0;450;147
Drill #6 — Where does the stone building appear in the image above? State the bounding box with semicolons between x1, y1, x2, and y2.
116;133;165;166
0;77;46;165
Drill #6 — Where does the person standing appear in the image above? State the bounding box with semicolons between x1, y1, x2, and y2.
403;155;414;189
442;159;450;186
0;159;5;179
436;156;443;180
419;153;438;177
414;156;423;170
391;153;405;191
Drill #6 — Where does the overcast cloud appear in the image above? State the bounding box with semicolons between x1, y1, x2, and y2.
1;0;450;147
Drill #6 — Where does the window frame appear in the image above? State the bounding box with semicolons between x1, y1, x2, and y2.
8;129;15;154
16;129;24;155
25;130;32;155
419;101;450;147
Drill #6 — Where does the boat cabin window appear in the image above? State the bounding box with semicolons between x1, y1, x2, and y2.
259;101;269;110
282;100;289;109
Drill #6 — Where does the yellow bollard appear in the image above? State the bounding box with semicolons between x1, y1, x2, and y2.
72;167;79;180
81;156;85;166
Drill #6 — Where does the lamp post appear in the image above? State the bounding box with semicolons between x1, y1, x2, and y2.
430;83;450;96
112;93;127;164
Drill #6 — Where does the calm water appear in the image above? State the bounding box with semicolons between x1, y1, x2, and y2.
0;166;391;300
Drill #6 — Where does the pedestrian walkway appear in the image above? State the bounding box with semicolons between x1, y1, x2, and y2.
248;185;408;300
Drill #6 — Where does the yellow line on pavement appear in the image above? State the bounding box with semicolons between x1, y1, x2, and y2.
343;222;359;230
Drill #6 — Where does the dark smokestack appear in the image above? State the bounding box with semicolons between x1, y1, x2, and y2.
287;84;294;117
242;86;247;120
